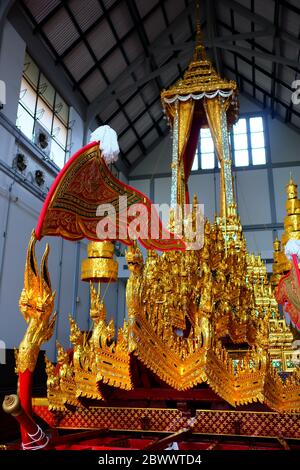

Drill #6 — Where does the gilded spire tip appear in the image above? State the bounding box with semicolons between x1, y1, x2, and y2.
194;0;206;61
286;174;298;199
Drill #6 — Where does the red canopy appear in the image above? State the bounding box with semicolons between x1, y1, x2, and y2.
35;142;185;251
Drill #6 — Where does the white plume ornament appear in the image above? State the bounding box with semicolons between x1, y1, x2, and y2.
284;239;300;261
90;125;119;164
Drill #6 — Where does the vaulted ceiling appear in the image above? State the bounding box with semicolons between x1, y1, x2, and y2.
7;0;300;174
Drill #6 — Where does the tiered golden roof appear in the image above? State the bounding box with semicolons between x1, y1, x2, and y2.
161;17;238;128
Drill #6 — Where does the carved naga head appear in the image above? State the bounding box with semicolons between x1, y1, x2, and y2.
19;230;55;323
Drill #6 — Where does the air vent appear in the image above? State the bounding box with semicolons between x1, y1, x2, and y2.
34;122;51;156
35;170;45;187
13;153;27;172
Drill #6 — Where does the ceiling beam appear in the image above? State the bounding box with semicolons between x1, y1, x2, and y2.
32;2;64;32
270;0;282;118
75;0;167;87
61;0;146;158
217;42;300;69
205;0;223;74
230;8;240;90
110;0;162;138
152;36;300;69
224;63;300;134
219;0;300;50
150;28;298;68
217;0;275;29
86;0;196;123
87;49;191;125
149;29;274;53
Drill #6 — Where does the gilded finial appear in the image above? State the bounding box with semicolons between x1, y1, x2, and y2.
273;237;281;252
195;0;202;47
286;174;298;199
194;0;206;61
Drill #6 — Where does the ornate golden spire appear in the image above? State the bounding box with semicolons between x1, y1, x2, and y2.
272;175;300;287
161;2;238;126
194;0;206;61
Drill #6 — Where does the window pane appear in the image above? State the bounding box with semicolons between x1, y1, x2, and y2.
36;97;53;132
250;117;263;133
201;137;214;153
192;149;199;171
234;149;249;166
39;74;55;108
52;115;68;148
19;78;36;114
234;133;248;150
51;140;66;168
201;127;211;138
252;148;266;165
201;152;215;169
251;131;265;148
23;53;39;89
55;94;69;126
233;118;246;134
16;104;34;139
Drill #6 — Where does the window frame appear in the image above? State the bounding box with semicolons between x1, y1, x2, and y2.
17;53;70;169
191;112;269;172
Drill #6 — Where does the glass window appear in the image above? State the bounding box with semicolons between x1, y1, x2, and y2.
251;132;265;149
188;115;267;171
36;97;53;132
200;128;215;170
19;78;36;114
235;149;249;167
16;53;69;169
201;136;214;153
201;152;215;169
249;117;263;132
55;94;69;126
51;140;66;169
234;133;248;150
16;104;34;140
192;148;199;171
52;115;68;147
39;74;55;108
23;52;39;89
232;115;266;167
252;148;266;165
233;118;247;134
